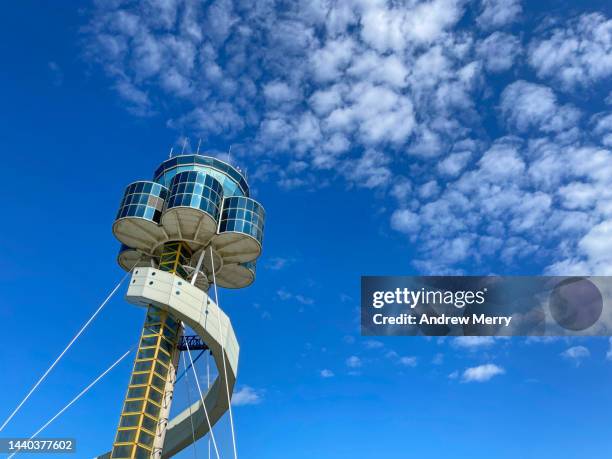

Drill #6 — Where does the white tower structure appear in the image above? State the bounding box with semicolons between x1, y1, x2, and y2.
101;154;265;459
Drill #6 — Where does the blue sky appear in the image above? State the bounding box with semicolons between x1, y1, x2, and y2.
2;0;612;458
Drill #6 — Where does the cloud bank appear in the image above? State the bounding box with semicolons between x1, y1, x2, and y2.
85;0;612;274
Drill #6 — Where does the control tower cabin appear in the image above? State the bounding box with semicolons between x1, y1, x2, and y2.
106;154;265;459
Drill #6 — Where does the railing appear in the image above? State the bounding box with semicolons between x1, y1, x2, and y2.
177;335;209;351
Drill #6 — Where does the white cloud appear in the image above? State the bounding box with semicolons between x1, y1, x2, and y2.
477;141;525;180
267;257;293;270
607;338;612;360
382;349;417;367
390;178;412;203
390;209;420;234
342;149;392;188
360;0;464;52
232;386;263;406
500;80;580;133
205;0;238;44
529;13;612;90
309;85;345;116
325;83;416;146
398;356;418;367
553;215;612;274
577;220;612;274
561;345;590;366
263;80;300;105
452;336;496;349
437;151;471;177
385;350;399;360
347;51;408;88
114;78;151;115
320;369;335;378
477;32;522;72
409;126;444;157
311;37;354;82
346;355;362;368
558;182;598;210
277;288;314;305
276;288;292;301
419;180;440;200
461;363;505;382
169;104;244;137
363;340;384;350
476;0;522;29
295;294;314;305
593;112;612;137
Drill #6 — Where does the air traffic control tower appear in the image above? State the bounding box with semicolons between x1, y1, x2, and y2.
104;154;265;459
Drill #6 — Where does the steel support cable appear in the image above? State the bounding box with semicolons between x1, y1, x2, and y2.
181;351;198;459
208;247;238;459
184;337;221;459
0;269;133;433
7;346;135;459
207;351;211;459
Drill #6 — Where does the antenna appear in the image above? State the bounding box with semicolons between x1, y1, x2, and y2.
181;138;188;154
196;138;202;154
228;145;233;164
169;147;174;159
